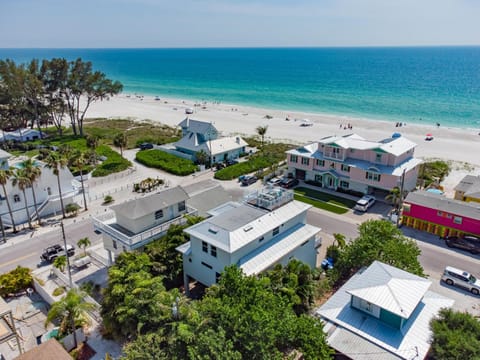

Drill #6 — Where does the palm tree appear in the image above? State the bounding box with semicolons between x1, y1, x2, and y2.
53;255;67;272
256;125;268;147
45;152;68;219
21;158;42;225
72;152;88;211
385;186;402;210
195;150;209;165
113;133;128;157
0;164;17;233
77;237;91;256
86;134;99;151
45;288;96;349
11;168;33;229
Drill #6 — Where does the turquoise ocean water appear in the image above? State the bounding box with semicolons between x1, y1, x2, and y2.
1;47;480;129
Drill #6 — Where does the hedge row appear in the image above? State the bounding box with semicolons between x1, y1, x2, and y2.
92;145;132;177
136;150;197;176
214;156;273;180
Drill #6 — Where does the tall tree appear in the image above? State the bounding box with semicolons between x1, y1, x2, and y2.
53;255;67;272
64;58;123;136
45;288;96;349
11;168;33;229
71;151;89;211
0;163;17;232
113;133;128;157
44;152;68;219
385;186;402;210
256;125;268;147
21;158;42;225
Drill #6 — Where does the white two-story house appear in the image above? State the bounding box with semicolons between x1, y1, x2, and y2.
176;187;321;293
93;186;196;264
0;150;77;228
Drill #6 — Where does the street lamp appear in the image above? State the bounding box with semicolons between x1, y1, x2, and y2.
60;221;73;288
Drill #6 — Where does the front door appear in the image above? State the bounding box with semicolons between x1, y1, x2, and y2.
296;169;306;180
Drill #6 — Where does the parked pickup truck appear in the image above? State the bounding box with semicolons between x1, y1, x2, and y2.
40;244;75;263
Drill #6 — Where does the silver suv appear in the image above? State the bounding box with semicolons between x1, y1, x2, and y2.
441;266;480;295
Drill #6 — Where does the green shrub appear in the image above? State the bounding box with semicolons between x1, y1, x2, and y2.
0;266;33;297
92;145;132;177
52;286;66;296
104;195;114;204
214;156;273;180
136;150;197;176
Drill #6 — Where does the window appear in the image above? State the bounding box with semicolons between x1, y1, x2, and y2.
258;236;264;243
210;245;217;257
122;246;127;252
376;153;382;162
290;155;298;163
112;240;117;250
215;272;221;283
316;159;325;167
273;227;279;236
341;164;350;172
202;241;208;253
178;201;186;212
454;216;463;224
330;162;336;169
403;204;411;212
13;194;21;203
301;157;309;165
365;172;381;182
201;262;212;269
340;181;349;189
47;187;52;195
154;209;163;219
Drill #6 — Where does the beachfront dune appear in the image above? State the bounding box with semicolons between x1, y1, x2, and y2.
89;94;480;167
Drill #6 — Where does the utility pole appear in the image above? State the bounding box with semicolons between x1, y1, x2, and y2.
60;221;73;288
396;168;406;228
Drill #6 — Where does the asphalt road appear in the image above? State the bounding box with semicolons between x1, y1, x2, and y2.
0;220;102;274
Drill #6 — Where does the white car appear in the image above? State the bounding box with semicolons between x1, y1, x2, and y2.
354;195;376;212
442;266;480;295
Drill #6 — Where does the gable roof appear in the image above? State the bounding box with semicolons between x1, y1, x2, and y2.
111;186;189;219
178;118;217;135
404;190;480;220
454;175;480;198
15;339;72;360
346;261;431;318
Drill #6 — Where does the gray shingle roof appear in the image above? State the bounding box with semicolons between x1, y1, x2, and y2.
178;118;217;135
454;175;480;198
404;190;480;220
111;186;189;219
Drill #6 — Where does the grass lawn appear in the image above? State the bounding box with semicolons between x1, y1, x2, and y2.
294;186;357;214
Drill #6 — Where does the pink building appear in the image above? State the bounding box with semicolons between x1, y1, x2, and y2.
402;190;480;238
285;133;422;195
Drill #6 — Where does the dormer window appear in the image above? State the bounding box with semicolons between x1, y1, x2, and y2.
13;194;21;203
155;210;163;219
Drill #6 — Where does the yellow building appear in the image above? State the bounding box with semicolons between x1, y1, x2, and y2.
454;175;480;203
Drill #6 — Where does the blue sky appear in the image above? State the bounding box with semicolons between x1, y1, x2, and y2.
1;0;479;47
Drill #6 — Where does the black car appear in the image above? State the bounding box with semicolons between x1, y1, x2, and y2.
139;143;154;150
241;175;258;186
443;235;480;254
40;244;75;263
280;178;299;189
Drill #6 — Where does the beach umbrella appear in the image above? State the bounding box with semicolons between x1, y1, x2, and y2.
392;132;401;138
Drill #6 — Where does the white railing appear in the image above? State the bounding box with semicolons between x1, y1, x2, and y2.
92;207;197;247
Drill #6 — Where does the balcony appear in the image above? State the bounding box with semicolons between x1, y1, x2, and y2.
92;206;197;249
323;151;344;161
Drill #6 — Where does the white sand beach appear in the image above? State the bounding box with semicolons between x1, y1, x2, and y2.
88;94;480;167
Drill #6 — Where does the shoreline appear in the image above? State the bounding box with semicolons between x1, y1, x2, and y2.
88;93;480;167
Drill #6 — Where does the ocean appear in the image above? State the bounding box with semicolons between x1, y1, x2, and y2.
1;47;480;129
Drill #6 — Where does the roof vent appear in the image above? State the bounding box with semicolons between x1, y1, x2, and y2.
208;226;219;234
243;225;253;232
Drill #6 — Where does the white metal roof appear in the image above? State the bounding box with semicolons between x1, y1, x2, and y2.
316;261;454;360
239;223;320;275
184;200;311;253
346;261;431;319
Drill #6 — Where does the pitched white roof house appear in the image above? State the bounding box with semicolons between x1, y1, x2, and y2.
316;261;454;360
177;187;321;292
167;118;247;164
